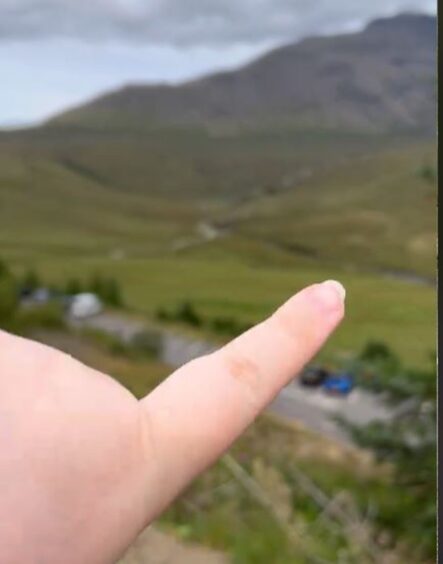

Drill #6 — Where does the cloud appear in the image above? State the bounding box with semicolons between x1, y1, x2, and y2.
0;0;436;46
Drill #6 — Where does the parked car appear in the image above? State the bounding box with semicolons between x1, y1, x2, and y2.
68;293;102;319
322;373;354;396
300;366;329;387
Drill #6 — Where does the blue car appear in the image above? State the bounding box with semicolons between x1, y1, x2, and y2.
322;373;354;396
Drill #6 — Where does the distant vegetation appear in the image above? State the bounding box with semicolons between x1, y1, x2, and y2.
342;344;436;558
0;259;64;333
162;341;436;563
156;300;253;337
0;12;435;562
0;258;126;335
417;163;436;184
18;267;125;308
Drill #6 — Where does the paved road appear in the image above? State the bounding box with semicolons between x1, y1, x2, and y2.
69;312;395;446
268;383;392;444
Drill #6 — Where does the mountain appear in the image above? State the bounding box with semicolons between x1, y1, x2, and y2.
0;13;436;279
52;13;436;133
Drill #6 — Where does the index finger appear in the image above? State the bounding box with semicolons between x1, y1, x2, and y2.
139;280;345;516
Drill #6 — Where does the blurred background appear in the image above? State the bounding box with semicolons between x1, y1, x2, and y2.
0;1;437;562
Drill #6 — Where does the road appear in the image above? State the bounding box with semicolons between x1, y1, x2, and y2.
69;312;395;446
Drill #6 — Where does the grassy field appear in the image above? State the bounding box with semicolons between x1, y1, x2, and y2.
11;246;435;368
235;143;436;278
0;128;435;276
0;126;436;368
0;119;435;562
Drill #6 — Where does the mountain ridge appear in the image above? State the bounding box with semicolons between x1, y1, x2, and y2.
52;13;436;133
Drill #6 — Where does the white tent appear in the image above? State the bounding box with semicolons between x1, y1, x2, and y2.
69;293;102;319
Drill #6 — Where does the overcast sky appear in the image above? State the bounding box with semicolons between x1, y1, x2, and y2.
0;0;436;126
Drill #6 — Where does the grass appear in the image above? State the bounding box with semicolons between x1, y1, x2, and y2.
0;125;435;368
0;129;435;276
13;249;435;368
0;126;435;277
234;142;436;278
0;119;435;562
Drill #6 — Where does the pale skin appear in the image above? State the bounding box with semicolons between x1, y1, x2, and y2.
0;280;345;564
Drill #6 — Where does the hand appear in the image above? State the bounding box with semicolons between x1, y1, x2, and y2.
0;280;345;563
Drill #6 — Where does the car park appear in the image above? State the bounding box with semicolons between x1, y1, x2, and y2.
322;373;354;396
300;366;329;387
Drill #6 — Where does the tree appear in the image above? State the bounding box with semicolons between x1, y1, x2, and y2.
343;345;436;559
21;268;41;292
103;278;123;308
176;301;201;327
87;274;123;307
89;272;105;297
65;278;83;296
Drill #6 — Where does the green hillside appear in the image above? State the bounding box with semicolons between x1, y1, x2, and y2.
0;128;435;278
0;131;436;366
234;142;436;278
0;13;436;368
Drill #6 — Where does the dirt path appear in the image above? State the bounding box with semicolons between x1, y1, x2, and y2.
118;526;228;564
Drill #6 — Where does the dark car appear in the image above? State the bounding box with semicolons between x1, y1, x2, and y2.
300;367;329;387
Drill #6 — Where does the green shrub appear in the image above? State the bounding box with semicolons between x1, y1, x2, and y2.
342;343;436;559
155;307;171;322
88;273;124;307
359;341;396;362
210;316;253;337
155;301;253;337
20;268;41;292
102;278;124;307
175;301;202;327
417;164;436;183
13;303;65;332
65;277;83;296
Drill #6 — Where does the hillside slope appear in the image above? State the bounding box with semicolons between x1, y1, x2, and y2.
0;138;436;278
0;13;436;278
52;14;436;133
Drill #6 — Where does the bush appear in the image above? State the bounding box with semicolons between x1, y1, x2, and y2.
20;268;41;292
342;343;436;559
103;278;124;307
65;277;83;296
13;303;65;332
175;301;202;327
359;341;396;362
155;302;253;337
417;164;436;184
210;316;253;337
155;307;172;322
88;273;124;307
